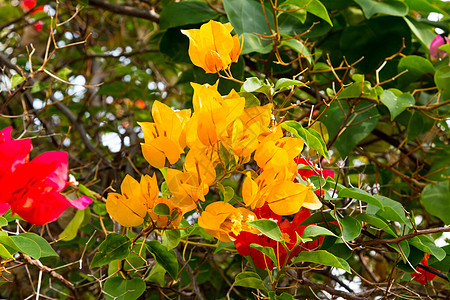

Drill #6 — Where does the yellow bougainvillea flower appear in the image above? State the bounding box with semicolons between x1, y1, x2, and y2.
140;174;159;207
266;181;311;215
106;175;148;227
139;100;190;168
198;202;258;242
181;20;242;73
224;104;273;157
302;189;322;210
254;136;304;171
184;150;216;188
166;169;206;211
185;82;245;148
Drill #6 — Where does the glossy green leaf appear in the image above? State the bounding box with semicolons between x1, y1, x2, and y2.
279;0;332;25
90;233;131;268
279;38;312;64
250;244;277;266
59;208;87;241
103;277;146;300
302;225;337;238
0;217;7;227
162;229;181;249
368;195;411;227
293;250;351;273
159;2;219;30
147;263;166;287
281;120;329;160
234;272;268;292
410;235;446;261
274;78;306;93
341;216;362;241
19;233;58;258
154;203;171;216
355;213;398;236
10;236;41;259
0;243;14;259
146;241;178;279
248;219;282;242
380;91;415;120
10;74;25;89
403;16;435;49
241;77;272;96
397;55;435;87
214;241;235;254
338;188;383;209
421;181;450;225
239;91;261;107
388;237;410;262
434;65;450;101
354;0;408;18
223;0;274;54
337;81;364;99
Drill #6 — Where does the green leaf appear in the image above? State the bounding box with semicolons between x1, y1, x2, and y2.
338;188;383;209
368;195;411;227
248;219;282;242
223;0;274;54
103;277;146;300
421;181;450;225
10;74;25;89
159;1;220;30
250;244;277;266
162;230;181;249
380;91;415;120
274;78;306;93
219;186;235;203
409;236;446;261
146;241;178;279
439;43;450;55
397;55;435;87
279;38;312;64
10;236;41;259
269;291;295;300
239;91;261;107
0;217;7;227
387;237;410;261
154;203;171;216
234;272;268;292
241;77;272;96
435;65;450;101
78;183;96;200
293;250;351;273
403;16;435;49
341;216;362;242
337;81;364;99
279;0;332;25
302;225;337;238
281;120;329;160
214;241;235;254
59;208;87;241
354;0;408;18
147;263;166;287
19;233;58;258
355;213;398;236
0;243;14;259
90;233;131;268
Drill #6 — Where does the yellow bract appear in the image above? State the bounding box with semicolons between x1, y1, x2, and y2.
139;100;190;168
198;202;258;242
181;20;242;73
106;175;148;227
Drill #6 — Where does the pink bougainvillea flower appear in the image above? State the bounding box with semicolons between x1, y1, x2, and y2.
430;35;450;59
411;253;438;284
0;152;91;225
0;127;32;180
233;205;323;270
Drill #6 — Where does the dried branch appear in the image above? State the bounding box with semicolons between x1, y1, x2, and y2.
88;0;160;23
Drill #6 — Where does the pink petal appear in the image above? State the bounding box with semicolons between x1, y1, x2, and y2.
32;151;68;191
69;196;93;210
0;203;10;216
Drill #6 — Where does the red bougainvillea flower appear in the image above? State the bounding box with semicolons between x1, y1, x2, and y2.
0;152;92;225
0;127;32;180
411;253;438;284
295;158;334;196
20;0;45;31
233;205;323;270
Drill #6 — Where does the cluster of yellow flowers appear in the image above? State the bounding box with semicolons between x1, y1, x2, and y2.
106;20;321;243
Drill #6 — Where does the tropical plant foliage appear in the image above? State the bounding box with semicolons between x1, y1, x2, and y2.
0;0;449;299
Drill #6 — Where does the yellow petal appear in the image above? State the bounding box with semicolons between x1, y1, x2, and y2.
140;174;159;208
302;189;322;210
242;172;259;208
267;181;309;215
141;142;166;169
106;193;144;227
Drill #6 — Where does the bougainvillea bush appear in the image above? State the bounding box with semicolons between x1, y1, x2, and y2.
0;0;449;299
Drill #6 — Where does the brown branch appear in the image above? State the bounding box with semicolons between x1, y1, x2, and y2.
88;0;159;23
175;249;206;300
22;254;79;299
362;226;450;246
